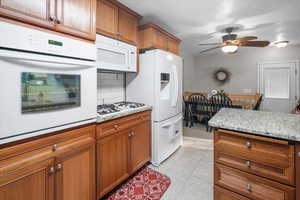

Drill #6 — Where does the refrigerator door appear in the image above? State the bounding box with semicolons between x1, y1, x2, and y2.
153;51;183;122
152;113;183;166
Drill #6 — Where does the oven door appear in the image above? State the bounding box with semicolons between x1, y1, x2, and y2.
0;49;97;143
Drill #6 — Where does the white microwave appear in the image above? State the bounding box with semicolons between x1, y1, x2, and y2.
96;34;137;72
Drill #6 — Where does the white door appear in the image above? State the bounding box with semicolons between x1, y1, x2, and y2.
153;50;183;122
258;61;299;113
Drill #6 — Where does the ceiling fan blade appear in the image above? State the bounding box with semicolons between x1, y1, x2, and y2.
240;41;270;47
199;46;223;54
237;36;258;41
197;43;223;46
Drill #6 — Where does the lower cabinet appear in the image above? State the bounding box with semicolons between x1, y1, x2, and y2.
0;125;96;200
214;186;250;200
97;130;130;198
96;111;151;199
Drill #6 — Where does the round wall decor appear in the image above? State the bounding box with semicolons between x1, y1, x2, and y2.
213;68;231;85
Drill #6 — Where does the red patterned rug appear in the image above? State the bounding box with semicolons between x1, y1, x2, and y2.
106;167;171;200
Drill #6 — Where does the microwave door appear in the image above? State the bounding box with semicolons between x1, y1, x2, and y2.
97;44;129;71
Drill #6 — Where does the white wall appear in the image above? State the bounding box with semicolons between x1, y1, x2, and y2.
192;46;300;94
180;44;196;92
97;72;125;105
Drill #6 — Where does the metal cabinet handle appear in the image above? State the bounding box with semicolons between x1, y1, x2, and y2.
56;163;62;171
48;167;55;175
56;18;61;24
245;161;251;168
245;141;252;148
298;152;300;157
49;16;55;21
247;183;252;192
131;132;135;137
128;132;132;137
113;125;119;129
52;144;58;152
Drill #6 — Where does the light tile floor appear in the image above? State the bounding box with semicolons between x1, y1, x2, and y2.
149;136;214;200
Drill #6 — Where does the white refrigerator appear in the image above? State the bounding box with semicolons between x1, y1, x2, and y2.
126;49;183;166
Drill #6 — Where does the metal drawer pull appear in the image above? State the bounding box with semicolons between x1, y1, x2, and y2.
56;164;62;171
298;152;300;157
113;125;119;129
131;132;135;137
48;167;55;175
246;161;251;168
247;183;252;192
52;144;58;152
245;141;252;148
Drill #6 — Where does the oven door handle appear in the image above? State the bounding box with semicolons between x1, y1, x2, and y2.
0;49;95;70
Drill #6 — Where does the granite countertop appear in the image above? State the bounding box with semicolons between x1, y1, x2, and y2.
96;106;152;123
209;108;300;141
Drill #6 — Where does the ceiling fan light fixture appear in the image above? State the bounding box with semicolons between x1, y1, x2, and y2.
222;45;238;54
274;41;289;48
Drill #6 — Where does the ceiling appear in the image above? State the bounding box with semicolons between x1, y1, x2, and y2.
119;0;300;55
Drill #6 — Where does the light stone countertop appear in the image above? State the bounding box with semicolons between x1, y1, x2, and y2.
208;108;300;141
96;106;152;123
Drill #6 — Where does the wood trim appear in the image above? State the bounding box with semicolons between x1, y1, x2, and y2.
138;23;181;42
0;16;95;43
106;0;142;19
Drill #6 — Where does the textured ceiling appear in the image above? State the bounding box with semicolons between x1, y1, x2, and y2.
119;0;300;55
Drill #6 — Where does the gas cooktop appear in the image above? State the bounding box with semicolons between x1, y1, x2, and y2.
97;102;146;116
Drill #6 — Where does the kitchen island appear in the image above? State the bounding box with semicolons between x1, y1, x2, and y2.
209;108;300;200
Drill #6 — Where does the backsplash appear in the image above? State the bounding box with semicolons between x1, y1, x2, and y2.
97;72;125;105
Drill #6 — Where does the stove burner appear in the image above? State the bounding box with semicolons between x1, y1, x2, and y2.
97;102;146;115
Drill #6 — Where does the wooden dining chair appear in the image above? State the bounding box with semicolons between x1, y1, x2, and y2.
188;93;210;131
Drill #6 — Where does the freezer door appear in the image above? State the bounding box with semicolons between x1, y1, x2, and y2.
152;114;183;166
153;51;183;122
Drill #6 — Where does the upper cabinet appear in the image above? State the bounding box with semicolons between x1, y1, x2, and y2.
0;0;55;28
0;0;96;41
96;0;142;45
138;23;181;55
56;0;96;40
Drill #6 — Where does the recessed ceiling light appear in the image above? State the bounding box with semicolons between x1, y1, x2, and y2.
274;41;289;48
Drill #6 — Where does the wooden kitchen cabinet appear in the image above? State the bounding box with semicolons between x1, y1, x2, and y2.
96;110;151;199
130;121;151;173
296;144;300;200
96;0;118;38
55;136;95;200
0;0;55;29
97;130;130;198
96;0;142;45
0;0;96;40
56;0;96;40
138;23;181;55
0;125;96;200
0;158;55;200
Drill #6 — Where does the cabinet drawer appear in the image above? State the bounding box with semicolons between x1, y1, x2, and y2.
214;130;295;185
215;164;295;200
96;111;151;139
214;186;250;200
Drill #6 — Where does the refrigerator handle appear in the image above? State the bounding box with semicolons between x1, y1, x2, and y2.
171;65;179;107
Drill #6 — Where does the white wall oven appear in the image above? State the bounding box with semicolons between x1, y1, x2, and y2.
0;22;97;144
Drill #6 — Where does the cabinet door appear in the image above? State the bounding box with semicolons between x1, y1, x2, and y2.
153;29;168;51
96;0;118;38
55;137;95;200
118;8;138;45
56;0;96;40
0;0;55;28
97;130;130;198
296;144;300;200
167;37;180;55
0;159;55;200
130;121;151;173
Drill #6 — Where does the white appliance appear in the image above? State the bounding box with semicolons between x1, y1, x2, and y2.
126;49;183;166
0;22;97;144
96;34;137;72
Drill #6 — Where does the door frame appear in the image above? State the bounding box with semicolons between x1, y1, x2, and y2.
257;60;299;106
